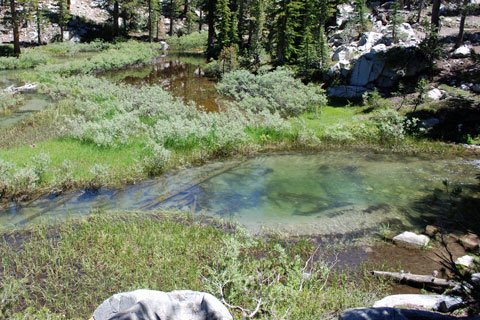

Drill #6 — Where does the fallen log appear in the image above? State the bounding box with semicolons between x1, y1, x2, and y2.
372;271;458;293
4;83;37;94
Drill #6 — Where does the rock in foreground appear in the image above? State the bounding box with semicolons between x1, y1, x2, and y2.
392;231;430;248
93;290;233;320
339;307;475;320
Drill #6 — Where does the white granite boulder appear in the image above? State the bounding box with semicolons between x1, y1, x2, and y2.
455;255;475;268
392;231;430;248
453;46;471;58
93;290;233;320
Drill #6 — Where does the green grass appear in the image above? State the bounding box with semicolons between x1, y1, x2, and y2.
0;138;147;183
300;105;367;135
0;211;390;319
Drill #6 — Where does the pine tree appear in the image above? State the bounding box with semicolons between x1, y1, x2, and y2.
299;26;316;74
55;0;71;42
249;0;265;72
391;0;402;43
216;0;233;49
318;25;329;70
355;0;368;32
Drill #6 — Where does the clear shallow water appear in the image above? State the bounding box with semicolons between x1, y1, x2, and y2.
101;53;222;112
1;152;478;235
0;71;51;129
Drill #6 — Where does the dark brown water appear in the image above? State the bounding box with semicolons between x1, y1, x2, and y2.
101;53;222;112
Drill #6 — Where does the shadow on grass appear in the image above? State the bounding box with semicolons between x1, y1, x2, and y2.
407;95;480;143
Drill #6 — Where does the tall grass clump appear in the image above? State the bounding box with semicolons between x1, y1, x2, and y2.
0;212;390;319
217;68;327;117
166;31;208;51
0;93;24;115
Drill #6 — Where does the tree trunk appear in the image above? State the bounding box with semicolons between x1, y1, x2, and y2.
36;8;42;45
169;0;174;36
431;0;441;33
206;0;215;59
183;0;188;18
113;0;119;36
237;0;245;48
10;0;20;55
405;0;411;10
398;0;404;9
148;0;153;42
198;10;203;31
416;0;423;22
455;0;469;48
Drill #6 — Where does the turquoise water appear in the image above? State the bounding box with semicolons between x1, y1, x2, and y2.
1;152;478;235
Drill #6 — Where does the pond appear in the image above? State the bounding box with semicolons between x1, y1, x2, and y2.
101;52;222;112
1;151;478;236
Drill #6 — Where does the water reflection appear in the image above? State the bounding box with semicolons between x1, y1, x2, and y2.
102;53;222;112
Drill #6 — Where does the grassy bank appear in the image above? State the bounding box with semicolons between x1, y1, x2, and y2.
0;211;389;319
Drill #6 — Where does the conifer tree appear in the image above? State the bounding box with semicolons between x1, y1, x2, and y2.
55;0;71;42
317;24;329;70
249;0;265;72
9;0;21;54
355;0;368;32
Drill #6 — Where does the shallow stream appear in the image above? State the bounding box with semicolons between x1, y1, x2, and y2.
1;152;478;236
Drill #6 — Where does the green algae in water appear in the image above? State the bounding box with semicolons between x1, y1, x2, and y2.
1;152;478;236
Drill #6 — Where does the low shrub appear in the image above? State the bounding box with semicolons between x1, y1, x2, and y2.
217;68;327;117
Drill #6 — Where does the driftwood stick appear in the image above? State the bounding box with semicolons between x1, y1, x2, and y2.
372;271;458;292
4;83;38;94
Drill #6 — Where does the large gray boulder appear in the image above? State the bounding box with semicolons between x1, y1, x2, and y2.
358;32;384;52
350;52;385;86
93;290;233;320
327;85;371;99
339;307;474;320
392;231;430;248
349;47;428;89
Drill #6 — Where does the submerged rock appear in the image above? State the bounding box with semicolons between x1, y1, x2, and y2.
393;231;430;248
93;290;233;320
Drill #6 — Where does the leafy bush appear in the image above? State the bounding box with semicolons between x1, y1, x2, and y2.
0;50;50;70
166;31;208;51
142;141;172;176
217;68;327;117
374;109;407;144
0;93;24;115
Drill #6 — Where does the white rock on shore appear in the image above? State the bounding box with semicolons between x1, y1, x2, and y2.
392;231;430;248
